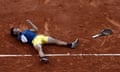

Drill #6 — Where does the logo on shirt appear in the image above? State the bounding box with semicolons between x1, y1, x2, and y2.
21;35;28;43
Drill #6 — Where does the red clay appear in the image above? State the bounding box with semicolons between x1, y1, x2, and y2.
0;0;120;72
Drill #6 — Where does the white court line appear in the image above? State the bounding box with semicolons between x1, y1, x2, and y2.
1;53;120;57
46;53;120;56
0;54;32;57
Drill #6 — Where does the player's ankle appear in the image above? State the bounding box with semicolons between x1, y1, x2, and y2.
67;43;72;47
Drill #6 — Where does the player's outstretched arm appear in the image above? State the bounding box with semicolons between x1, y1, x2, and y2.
25;19;38;32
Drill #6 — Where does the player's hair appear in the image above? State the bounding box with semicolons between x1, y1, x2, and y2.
10;27;17;37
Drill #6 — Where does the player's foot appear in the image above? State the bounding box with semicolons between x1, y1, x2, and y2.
67;38;79;49
41;56;49;64
71;38;79;48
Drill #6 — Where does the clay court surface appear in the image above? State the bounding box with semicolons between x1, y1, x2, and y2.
0;0;120;72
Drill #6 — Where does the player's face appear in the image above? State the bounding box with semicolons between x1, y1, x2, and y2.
13;28;21;35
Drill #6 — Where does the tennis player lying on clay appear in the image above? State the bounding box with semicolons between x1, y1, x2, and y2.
10;19;79;63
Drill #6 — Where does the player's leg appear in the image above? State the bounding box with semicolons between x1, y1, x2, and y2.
34;44;48;63
48;36;67;45
47;36;79;48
